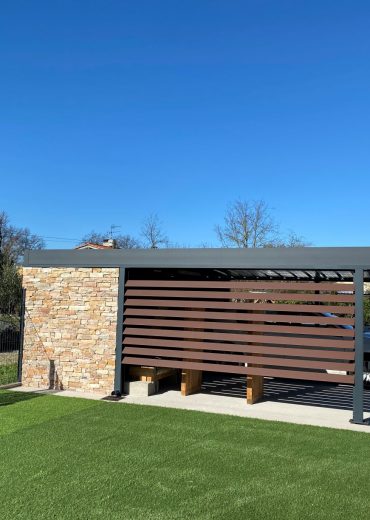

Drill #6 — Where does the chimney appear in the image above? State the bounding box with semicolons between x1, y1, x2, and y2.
102;238;117;248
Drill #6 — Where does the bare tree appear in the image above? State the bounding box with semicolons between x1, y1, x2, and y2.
80;231;105;246
280;232;311;248
215;200;278;248
80;230;140;249
0;211;44;314
115;234;141;249
0;211;45;261
141;214;168;248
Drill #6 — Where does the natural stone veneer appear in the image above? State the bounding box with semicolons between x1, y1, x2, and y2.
22;267;119;394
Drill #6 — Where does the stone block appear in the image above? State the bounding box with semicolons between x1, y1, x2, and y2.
124;381;158;397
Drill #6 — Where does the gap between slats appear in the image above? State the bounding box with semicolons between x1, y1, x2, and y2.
125;279;354;292
121;356;354;384
123;317;354;337
125;289;354;303
123;346;354;371
124;327;355;348
124;307;355;326
123;336;354;359
124;299;354;315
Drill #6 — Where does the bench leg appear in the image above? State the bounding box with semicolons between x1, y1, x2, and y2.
181;369;202;396
247;375;264;404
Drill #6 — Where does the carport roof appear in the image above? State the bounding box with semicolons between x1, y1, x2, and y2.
23;247;370;275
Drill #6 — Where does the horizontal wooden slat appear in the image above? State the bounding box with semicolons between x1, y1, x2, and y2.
124;307;355;326
123;307;355;327
123;346;354;371
123;317;354;337
124;327;354;348
125;289;355;303
126;279;354;292
123;336;355;359
125;298;354;315
124;278;357;385
122;356;354;384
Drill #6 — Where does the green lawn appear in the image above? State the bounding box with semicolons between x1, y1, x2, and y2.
0;363;18;385
0;390;370;520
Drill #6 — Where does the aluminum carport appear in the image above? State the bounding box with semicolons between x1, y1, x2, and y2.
24;247;370;424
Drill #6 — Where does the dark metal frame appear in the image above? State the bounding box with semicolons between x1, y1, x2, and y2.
23;247;370;271
17;289;26;383
113;268;125;396
23;247;370;424
352;269;365;424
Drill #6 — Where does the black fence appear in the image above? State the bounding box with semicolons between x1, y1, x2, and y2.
0;291;25;387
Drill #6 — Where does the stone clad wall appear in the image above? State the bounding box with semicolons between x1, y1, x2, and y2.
22;267;119;394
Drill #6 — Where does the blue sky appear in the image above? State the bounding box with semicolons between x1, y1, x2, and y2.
1;0;369;248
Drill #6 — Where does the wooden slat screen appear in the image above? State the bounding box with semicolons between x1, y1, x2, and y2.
122;278;356;384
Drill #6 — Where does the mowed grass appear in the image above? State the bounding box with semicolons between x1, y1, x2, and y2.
0;363;18;385
1;390;370;520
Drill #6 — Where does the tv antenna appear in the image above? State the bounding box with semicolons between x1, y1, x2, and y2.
109;224;121;238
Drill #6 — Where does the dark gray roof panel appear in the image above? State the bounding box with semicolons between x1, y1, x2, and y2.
23;247;370;270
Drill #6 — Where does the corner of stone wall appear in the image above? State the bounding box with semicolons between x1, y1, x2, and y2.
22;267;120;394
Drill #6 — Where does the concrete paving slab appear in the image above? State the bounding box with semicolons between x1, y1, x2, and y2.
123;390;370;432
11;386;103;400
9;385;370;433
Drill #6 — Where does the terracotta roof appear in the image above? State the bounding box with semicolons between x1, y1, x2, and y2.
75;242;113;250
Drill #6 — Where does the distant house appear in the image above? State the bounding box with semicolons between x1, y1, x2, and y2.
75;238;117;250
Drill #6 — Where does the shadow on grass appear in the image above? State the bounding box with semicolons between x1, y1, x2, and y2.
0;390;44;407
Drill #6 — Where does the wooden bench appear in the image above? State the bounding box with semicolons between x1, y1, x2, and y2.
129;366;177;383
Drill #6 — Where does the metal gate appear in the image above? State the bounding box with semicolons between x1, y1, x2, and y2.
122;278;355;384
0;292;25;387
